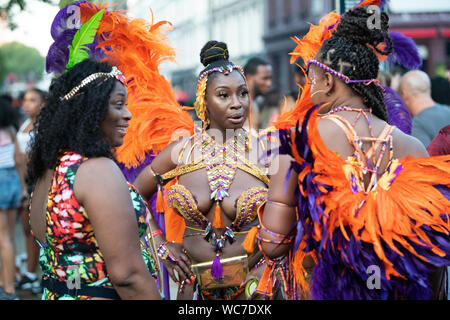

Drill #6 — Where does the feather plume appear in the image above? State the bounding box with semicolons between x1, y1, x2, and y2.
65;9;104;71
387;31;422;69
355;0;389;9
77;3;194;167
382;85;412;134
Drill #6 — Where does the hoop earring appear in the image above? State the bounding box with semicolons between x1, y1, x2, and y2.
310;89;327;99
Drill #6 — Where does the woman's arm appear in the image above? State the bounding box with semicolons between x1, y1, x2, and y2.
259;154;299;259
74;157;161;299
134;137;188;201
133;137;195;285
12;128;27;197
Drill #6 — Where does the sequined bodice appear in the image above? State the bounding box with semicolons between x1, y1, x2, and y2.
168;184;267;230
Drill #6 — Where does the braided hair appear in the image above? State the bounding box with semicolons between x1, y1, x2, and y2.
199;40;233;76
319;6;392;122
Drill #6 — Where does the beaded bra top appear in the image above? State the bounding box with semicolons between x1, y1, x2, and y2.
168;185;267;230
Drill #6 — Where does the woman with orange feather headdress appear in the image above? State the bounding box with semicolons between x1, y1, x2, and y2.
46;1;195;299
254;0;450;299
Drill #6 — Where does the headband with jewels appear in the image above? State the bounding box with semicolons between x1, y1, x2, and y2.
194;64;244;126
60;66;126;101
307;59;382;89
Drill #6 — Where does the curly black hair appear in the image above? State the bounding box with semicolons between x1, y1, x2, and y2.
27;59;119;185
318;5;392;122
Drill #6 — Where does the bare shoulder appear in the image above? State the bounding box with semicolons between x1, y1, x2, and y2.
391;127;428;158
74;157;128;202
317;117;355;159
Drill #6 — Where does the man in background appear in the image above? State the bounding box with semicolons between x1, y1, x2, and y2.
243;57;272;130
399;70;450;147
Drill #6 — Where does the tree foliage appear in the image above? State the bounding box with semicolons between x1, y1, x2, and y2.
0;41;45;86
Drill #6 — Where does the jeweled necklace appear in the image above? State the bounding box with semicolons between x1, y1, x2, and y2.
199;130;249;279
201;130;248;203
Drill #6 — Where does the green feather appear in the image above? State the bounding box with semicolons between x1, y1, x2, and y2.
65;9;105;72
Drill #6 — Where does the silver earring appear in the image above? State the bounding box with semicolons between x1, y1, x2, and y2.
310;89;326;98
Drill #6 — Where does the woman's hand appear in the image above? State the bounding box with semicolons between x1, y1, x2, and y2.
156;239;196;286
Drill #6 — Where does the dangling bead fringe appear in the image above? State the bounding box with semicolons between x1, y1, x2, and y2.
243;226;258;253
211;254;223;279
213;202;223;229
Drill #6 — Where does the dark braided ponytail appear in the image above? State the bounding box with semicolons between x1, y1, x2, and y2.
319;5;392;122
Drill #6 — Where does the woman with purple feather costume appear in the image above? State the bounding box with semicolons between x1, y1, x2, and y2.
254;1;450;300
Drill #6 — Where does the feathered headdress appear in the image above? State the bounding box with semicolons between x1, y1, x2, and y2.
276;0;422;130
46;1;194;176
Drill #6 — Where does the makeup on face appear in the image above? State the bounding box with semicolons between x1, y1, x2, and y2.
206;70;249;130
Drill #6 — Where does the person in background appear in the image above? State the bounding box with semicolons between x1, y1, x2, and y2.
399;70;450;147
427;125;450;157
389;65;407;92
430;76;450;106
14;88;47;295
258;89;282;129
243;57;273;130
0;97;22;300
377;69;391;87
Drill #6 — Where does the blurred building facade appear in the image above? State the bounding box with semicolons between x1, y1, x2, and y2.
128;0;265;102
127;0;450;98
388;1;450;77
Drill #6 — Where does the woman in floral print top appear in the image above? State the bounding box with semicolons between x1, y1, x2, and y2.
27;59;161;300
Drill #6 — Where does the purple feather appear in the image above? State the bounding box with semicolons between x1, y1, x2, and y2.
46;28;77;74
387;31;422;69
118;152;155;184
355;0;389;10
46;1;107;74
378;0;389;10
383;85;412;134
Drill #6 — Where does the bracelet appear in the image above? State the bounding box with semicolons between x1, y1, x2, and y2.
149;166;164;186
152;229;163;237
266;200;296;208
156;241;177;263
